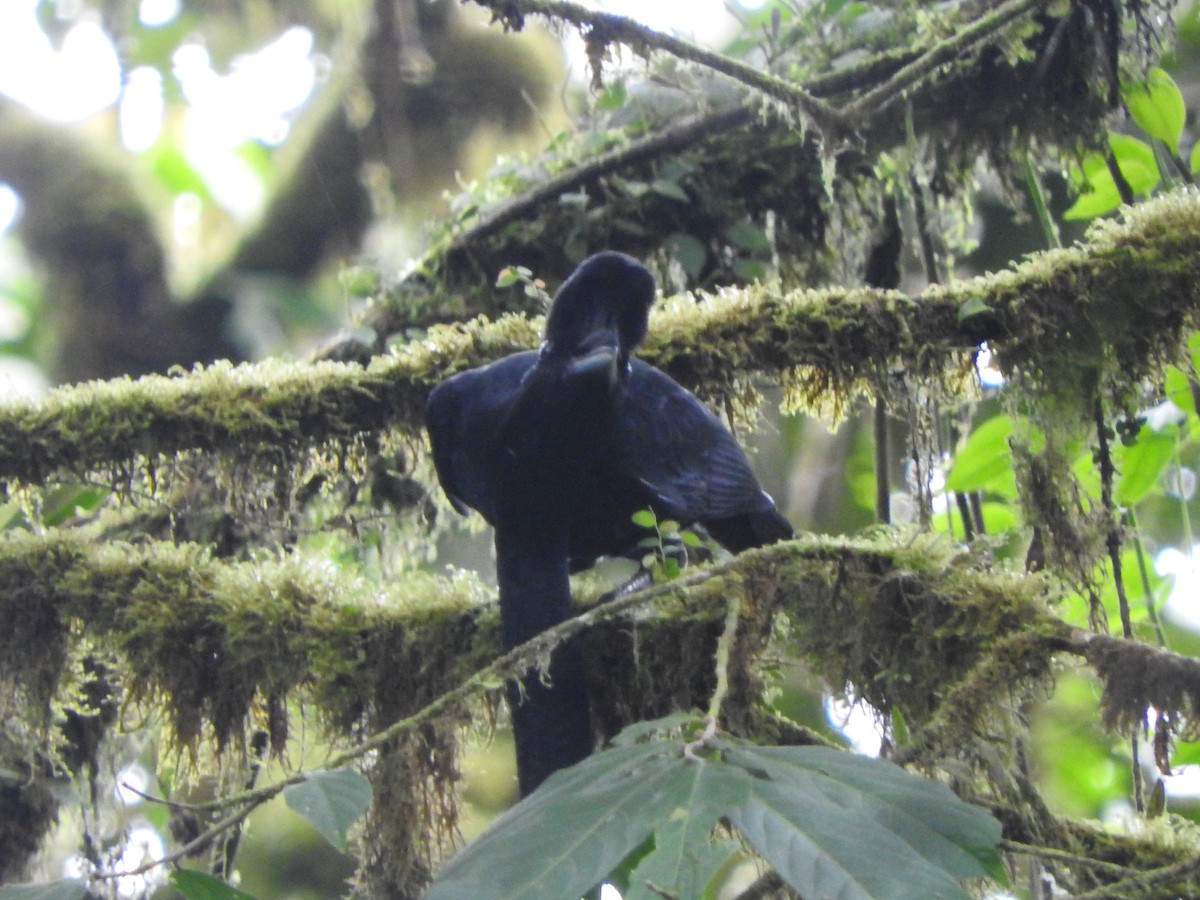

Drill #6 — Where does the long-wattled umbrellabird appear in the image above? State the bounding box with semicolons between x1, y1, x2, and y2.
425;251;792;795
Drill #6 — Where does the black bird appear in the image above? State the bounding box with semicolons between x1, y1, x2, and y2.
425;251;791;794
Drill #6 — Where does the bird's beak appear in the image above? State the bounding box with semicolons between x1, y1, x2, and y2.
565;329;621;388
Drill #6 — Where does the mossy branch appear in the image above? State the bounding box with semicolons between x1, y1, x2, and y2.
2;189;1198;486
13;522;1200;889
10;524;1200;757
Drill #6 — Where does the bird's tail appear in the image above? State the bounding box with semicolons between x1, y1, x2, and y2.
496;529;593;796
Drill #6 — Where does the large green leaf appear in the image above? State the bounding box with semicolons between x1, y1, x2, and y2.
282;767;372;852
425;742;693;900
621;757;751;900
1122;67;1186;155
723;743;1003;899
427;720;1001;900
624;818;739;900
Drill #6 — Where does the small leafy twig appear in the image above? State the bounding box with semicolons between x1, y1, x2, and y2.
632;507;706;580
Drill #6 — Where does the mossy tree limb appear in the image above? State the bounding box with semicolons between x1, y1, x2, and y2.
9;523;1200;892
1;189;1197;489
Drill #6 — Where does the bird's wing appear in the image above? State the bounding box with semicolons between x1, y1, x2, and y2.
424;352;538;523
610;361;771;522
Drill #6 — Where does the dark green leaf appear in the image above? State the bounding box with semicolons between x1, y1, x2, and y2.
721;743;1003;898
611;713;704;747
732;259;767;281
425;743;693;900
661;558;682;579
664;233;707;280
170;870;258;900
0;881;89;900
624;805;742;900
723;221;772;256
283;768;372;852
429;726;1000;900
1122;67;1185;155
649;180;690;202
956;296;992;324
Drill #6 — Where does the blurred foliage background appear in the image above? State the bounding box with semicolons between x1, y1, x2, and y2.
4;0;1200;897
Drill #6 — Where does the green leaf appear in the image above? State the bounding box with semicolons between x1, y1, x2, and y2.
1114;425;1178;506
283;768;373;852
427;729;1001;900
664;233;707;281
425;742;705;900
631;509;658;528
144;142;212;200
170;870;259;900
723;221;772;256
732;259;768;281
0;882;89;900
721;743;1004;898
495;267;522;288
595;80;627;111
956;296;992;324
624;809;741;900
649;180;690;202
659;520;680;535
661;558;682;579
1108;133;1160;192
611;712;703;747
680;530;704;548
1191;141;1200;176
1064;134;1159;220
1122;67;1185;155
944;414;1015;495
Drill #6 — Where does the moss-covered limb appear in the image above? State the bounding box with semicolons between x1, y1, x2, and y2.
13;524;1200;890
3;189;1199;487
0;527;496;748
13;521;1200;770
0;310;540;485
1000;816;1200;897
